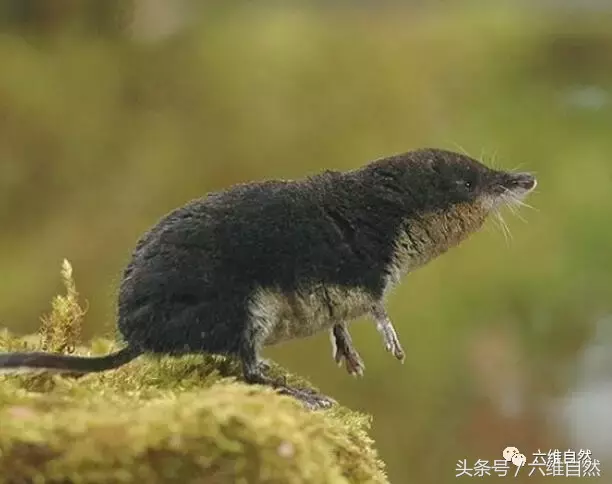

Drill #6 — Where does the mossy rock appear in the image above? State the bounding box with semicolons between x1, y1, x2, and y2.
0;261;388;483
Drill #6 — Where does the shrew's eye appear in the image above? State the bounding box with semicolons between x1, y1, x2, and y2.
456;179;472;190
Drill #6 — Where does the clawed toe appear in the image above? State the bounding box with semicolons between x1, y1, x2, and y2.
334;347;365;376
372;304;406;364
390;341;405;362
383;334;405;363
299;391;336;410
344;352;365;377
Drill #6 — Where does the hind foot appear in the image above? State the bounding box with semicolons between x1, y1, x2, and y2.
241;336;335;410
243;362;335;410
276;385;336;410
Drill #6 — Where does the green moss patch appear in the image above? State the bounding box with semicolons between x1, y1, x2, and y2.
0;262;388;483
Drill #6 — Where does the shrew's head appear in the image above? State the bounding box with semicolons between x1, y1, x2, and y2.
367;147;537;217
363;148;537;251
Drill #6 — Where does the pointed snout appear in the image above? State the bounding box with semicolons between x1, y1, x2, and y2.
506;172;537;192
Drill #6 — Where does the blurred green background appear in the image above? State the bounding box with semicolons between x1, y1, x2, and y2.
1;1;612;482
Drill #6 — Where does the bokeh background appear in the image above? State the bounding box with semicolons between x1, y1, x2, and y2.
1;1;612;482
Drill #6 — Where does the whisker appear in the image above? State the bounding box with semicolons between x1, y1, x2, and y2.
499;218;512;245
494;209;513;245
490;149;499;169
501;187;538;211
508;204;528;223
501;213;513;242
502;202;520;220
495;187;536;228
510;163;526;172
490;212;505;240
502;197;517;214
451;142;471;158
510;197;539;212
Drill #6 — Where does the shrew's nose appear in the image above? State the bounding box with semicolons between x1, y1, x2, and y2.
507;172;537;191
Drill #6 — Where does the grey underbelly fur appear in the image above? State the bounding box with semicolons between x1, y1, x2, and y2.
249;284;375;346
246;230;426;347
246;220;453;347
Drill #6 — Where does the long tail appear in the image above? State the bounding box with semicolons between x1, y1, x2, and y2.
0;346;141;374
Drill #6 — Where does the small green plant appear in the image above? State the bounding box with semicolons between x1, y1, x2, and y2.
38;259;87;354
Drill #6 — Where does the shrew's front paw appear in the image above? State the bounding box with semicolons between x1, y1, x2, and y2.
331;324;365;377
335;342;365;377
384;331;405;363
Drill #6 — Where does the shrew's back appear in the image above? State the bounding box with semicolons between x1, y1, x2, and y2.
115;172;383;355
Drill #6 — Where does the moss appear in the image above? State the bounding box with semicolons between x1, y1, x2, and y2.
38;259;86;355
0;262;388;484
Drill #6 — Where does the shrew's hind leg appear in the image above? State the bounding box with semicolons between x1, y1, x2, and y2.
239;321;336;410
